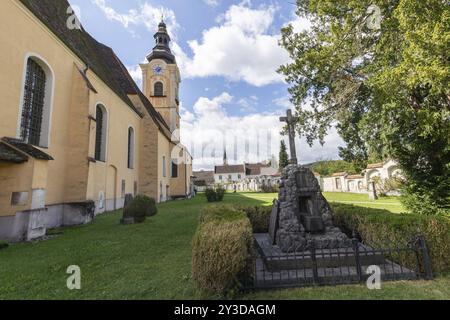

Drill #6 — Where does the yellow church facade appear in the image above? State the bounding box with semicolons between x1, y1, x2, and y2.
0;0;193;242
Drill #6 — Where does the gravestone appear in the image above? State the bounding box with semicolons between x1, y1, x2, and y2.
124;194;134;208
268;165;352;252
369;182;378;200
268;199;280;245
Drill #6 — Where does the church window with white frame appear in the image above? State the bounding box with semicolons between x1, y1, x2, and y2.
95;104;107;162
19;56;54;147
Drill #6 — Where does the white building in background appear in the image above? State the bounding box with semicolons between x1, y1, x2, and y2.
206;150;281;192
214;163;280;192
192;170;215;192
319;159;402;194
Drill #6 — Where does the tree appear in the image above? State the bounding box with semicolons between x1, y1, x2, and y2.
279;140;289;170
310;160;357;177
279;0;449;215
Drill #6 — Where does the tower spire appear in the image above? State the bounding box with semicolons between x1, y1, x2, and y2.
223;147;228;166
146;19;176;64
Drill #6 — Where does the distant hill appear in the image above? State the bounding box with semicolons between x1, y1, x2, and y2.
304;160;358;177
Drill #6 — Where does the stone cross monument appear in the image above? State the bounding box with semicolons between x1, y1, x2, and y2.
267;110;352;252
280;109;298;165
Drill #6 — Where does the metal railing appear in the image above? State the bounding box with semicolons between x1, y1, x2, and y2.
244;235;433;290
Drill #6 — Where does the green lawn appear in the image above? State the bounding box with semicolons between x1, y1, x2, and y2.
0;193;448;300
239;192;406;213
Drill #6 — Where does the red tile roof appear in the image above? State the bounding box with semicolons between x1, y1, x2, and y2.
367;162;384;169
346;175;364;179
245;163;270;176
215;165;245;174
331;172;347;177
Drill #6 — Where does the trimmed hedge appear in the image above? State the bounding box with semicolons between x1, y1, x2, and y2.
123;195;157;223
192;205;253;296
235;202;450;273
0;241;9;250
237;205;272;233
205;187;226;202
331;203;450;274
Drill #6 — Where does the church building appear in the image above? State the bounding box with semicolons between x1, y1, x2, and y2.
0;0;192;242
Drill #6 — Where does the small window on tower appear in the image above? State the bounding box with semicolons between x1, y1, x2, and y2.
154;82;164;97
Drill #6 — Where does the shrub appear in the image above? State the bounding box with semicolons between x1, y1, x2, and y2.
331;203;450;274
0;241;9;250
192;205;253;296
205;187;226;203
216;186;226;202
123;195;157;223
260;184;280;194
237;205;272;233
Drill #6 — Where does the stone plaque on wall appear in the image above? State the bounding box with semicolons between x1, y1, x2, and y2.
11;192;29;206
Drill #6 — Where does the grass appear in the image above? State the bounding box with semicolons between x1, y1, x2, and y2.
0;193;448;300
238;192;406;214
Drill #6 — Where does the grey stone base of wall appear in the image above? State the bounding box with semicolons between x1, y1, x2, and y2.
0;199;123;243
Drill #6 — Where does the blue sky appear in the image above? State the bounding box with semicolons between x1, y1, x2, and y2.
68;0;344;170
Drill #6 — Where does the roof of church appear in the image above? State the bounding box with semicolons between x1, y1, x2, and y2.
245;163;270;176
98;45;172;133
19;0;141;116
215;165;246;174
193;171;215;185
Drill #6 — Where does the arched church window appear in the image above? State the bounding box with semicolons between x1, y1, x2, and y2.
154;82;164;96
20;57;53;147
95;104;107;162
128;127;135;169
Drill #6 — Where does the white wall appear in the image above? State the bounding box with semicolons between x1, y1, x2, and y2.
214;172;244;184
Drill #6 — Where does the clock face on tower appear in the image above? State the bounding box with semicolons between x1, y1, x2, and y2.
153;65;163;75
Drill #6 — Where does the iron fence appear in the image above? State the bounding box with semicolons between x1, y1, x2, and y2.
244;235;433;290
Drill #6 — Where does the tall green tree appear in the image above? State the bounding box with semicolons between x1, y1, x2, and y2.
279;140;290;170
279;0;449;215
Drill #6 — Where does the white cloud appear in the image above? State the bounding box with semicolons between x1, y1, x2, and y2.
94;1;311;88
92;0;179;38
237;97;257;112
273;96;293;109
175;3;291;87
288;15;312;33
181;93;344;170
126;65;143;88
204;0;219;7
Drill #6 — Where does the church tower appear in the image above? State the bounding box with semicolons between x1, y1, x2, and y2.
140;20;181;136
223;147;228;166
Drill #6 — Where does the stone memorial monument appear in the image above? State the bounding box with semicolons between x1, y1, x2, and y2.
269;110;352;252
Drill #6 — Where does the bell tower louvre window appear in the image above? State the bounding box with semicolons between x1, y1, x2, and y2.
154;82;164;97
20;59;46;146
